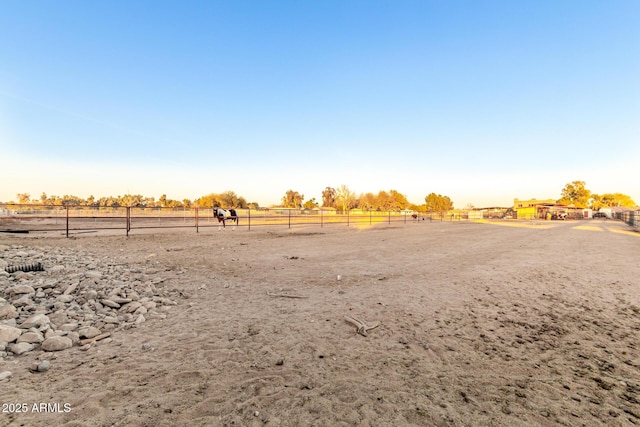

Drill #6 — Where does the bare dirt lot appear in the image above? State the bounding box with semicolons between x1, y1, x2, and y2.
1;219;639;426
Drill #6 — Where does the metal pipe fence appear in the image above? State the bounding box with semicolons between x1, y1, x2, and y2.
615;210;640;231
0;204;474;237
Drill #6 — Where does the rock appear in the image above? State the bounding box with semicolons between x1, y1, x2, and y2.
125;301;142;313
9;342;35;355
17;331;44;344
101;299;120;309
0;244;174;359
12;295;33;307
134;306;148;315
58;323;78;332
63;283;78;295
39;279;58;289
0;371;12;381
5;284;35;295
0;304;18;320
78;326;102;339
41;336;73;352
85;271;102;279
103;316;119;324
67;332;80;344
0;325;22;343
47;312;69;327
20;314;50;329
56;295;74;303
29;360;51;372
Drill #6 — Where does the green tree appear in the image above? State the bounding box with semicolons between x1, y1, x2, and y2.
558;181;590;208
282;190;304;208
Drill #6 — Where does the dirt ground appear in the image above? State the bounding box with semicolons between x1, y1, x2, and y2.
1;219;639;426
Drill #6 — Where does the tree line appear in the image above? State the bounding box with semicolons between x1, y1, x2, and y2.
9;187;455;213
557;181;636;209
11;191;255;209
8;180;634;212
282;185;453;213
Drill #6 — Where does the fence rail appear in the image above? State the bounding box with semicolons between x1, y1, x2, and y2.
3;204;636;237
0;204;472;236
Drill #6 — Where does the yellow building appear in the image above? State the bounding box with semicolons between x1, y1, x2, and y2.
513;198;556;220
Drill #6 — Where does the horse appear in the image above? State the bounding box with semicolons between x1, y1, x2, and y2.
213;207;239;229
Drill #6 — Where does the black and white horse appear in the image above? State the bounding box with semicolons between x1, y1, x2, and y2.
213;207;239;229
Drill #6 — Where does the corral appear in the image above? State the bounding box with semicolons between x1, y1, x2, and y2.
1;218;639;426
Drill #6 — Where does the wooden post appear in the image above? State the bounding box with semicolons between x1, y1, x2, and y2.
65;206;69;238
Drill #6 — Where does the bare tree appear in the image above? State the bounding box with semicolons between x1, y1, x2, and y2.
335;185;356;212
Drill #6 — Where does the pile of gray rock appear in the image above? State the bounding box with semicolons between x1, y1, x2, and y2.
0;243;179;359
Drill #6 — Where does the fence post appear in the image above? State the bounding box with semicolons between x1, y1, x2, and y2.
126;207;131;237
321;209;323;228
66;206;69;238
195;207;199;233
288;210;291;229
248;208;251;231
388;211;391;224
347;209;350;227
370;211;372;225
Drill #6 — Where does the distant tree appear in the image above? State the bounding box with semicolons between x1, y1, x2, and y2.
159;194;168;207
590;193;636;209
303;198;319;209
16;193;31;204
247;202;260;209
121;194;145;207
61;195;83;207
218;191;237;207
388;190;410;210
39;192;48;204
357;192;376;211
322;187;337;208
558;180;590;208
282;190;304;208
335;184;356;212
425;193;454;214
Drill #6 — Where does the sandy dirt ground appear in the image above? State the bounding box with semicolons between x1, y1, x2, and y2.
1;219;639;426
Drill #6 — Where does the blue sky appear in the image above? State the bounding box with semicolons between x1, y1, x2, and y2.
1;1;638;207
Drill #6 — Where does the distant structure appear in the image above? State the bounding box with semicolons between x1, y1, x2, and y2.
513;198;590;220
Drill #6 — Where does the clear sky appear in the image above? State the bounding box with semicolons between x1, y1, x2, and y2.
1;1;638;208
